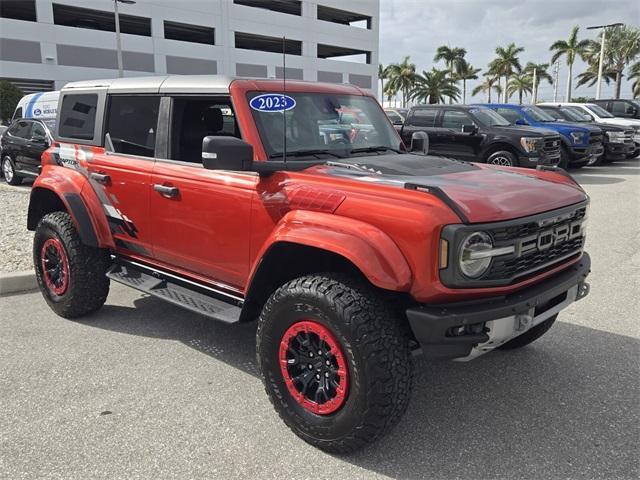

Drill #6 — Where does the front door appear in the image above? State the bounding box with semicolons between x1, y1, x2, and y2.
86;94;160;258
149;96;254;290
440;109;483;162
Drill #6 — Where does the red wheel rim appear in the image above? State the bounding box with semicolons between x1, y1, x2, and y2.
279;320;349;415
40;238;69;296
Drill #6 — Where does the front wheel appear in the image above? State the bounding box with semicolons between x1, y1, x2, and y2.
34;212;111;318
497;314;557;350
2;156;22;185
257;274;413;453
486;150;518;167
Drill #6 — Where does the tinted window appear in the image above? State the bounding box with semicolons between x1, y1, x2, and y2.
105;96;160;158
170;98;240;163
611;101;630;115
385;111;402;123
31;122;46;139
59;94;98;140
409;109;437;127
442;110;474;129
8;120;31;138
495;108;523;124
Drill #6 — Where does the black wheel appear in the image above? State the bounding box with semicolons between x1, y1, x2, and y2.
558;146;570;169
486;150;518;167
34;212;111;318
497;314;557;350
257;274;413;453
2;156;22;185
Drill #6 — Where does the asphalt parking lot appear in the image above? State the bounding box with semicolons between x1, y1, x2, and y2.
1;160;639;480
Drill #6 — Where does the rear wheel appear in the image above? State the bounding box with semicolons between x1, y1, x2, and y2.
2;156;22;185
34;212;110;318
486;150;518;167
257;274;413;453
497;315;557;350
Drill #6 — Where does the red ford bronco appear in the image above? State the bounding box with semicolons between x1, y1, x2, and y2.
28;75;591;453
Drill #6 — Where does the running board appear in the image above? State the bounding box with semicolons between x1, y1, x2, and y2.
106;263;242;324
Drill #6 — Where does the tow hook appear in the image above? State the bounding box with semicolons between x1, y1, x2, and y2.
516;313;533;332
576;281;590;300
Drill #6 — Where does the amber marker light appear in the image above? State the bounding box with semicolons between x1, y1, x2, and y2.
439;239;449;269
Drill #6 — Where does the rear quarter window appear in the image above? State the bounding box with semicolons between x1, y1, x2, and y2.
58;94;98;141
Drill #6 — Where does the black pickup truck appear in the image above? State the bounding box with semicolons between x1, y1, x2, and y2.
395;105;561;168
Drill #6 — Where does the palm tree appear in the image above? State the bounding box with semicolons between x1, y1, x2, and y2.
629;62;640;98
384;84;398;107
576;61;616;90
386;56;417;108
434;45;466;102
550;26;590;102
597;25;640;98
410;68;460;104
490;43;525;102
524;62;552;103
455;60;481;103
472;74;502;103
507;73;533;104
378;63;389;104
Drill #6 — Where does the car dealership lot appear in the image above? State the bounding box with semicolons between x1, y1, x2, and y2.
1;161;639;480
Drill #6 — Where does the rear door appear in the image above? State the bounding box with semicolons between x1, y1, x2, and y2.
401;107;443;148
87;94;159;258
149;96;254;290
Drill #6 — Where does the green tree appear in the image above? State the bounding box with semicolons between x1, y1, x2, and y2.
386;56;417;108
378;63;389;104
524;62;552;103
550;26;590;102
410;68;460;104
434;45;466;102
472;74;502;103
629;62;640;98
507;73;533;104
455;60;481;103
596;25;640;98
0;80;23;123
489;43;524;102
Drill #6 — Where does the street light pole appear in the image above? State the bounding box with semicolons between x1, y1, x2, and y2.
114;0;136;78
587;22;623;100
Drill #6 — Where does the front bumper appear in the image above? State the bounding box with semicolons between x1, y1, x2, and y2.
604;141;635;161
406;253;591;360
518;151;560;168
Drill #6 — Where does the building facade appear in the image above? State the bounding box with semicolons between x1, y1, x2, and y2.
0;0;379;94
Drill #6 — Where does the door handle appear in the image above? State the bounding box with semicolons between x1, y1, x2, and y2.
154;184;179;197
90;172;111;184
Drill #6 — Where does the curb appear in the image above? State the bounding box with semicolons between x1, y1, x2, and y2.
0;270;38;296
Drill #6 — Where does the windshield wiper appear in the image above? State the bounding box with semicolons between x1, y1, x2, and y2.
348;146;403;154
269;149;346;159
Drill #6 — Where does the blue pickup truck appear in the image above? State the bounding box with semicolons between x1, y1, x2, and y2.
476;104;604;168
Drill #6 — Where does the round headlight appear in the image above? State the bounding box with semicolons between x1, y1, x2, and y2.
460;232;493;278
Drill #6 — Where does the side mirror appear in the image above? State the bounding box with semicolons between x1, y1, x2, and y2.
515;119;526;126
461;124;478;135
202;136;253;171
410;131;429;155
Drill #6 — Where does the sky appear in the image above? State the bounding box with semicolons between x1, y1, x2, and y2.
378;0;640;104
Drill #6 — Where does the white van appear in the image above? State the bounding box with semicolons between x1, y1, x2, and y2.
12;91;60;121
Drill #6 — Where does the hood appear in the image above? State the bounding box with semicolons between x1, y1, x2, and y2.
321;154;587;223
539;121;600;133
492;125;557;136
592;123;625;132
601;118;640;128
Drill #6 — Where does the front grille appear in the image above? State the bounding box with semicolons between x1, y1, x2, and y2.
485;237;584;281
491;207;587;242
624;130;634;143
589;133;603;145
543;136;561;157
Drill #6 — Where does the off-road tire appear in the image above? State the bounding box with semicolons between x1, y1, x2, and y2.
34;212;110;318
2;156;22;185
486;150;518;167
497;314;557;350
257;274;413;453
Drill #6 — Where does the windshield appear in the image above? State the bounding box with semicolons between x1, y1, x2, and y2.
43;119;56;131
586;104;614;118
523;106;557;122
469;107;511;126
248;92;402;159
558;107;589;122
632;100;640;109
564;106;593;122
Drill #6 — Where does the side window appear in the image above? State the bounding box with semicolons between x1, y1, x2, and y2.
610;101;628;115
58;94;98;140
169;97;240;163
442;110;474;130
105;95;160;158
8;121;31;138
31;122;46;140
386;111;402;123
408;109;437;127
13;107;23;120
495;108;522;124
